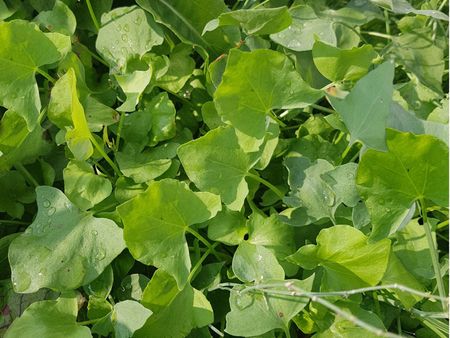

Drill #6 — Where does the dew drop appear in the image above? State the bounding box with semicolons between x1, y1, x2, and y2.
12;272;31;292
260;275;264;280
47;207;56;216
121;34;128;42
43;200;51;208
64;202;71;210
135;15;143;25
256;254;262;262
95;249;106;261
236;292;254;310
92;230;98;236
121;47;127;55
123;24;130;32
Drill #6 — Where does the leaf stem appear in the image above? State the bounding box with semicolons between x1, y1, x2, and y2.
75;42;108;67
35;68;56;84
384;10;391;35
115;111;126;153
247;173;284;200
360;31;394;40
418;199;448;312
0;220;28;226
340;143;353;163
89;135;122;177
77;318;101;326
310;103;336;114
185;227;222;261
269;111;287;127
85;0;100;32
14;163;39;188
188;242;219;283
372;291;382;318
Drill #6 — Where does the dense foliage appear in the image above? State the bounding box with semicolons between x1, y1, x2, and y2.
0;0;448;337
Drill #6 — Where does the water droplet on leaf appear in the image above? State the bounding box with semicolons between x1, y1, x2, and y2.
43;200;51;208
95;249;106;261
47;207;56;216
236;292;253;310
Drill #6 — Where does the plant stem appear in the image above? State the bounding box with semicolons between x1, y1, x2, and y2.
77;318;101;326
284;326;291;338
310;103;336;114
384;10;391;35
188;242;219;283
340;143;353;163
361;31;394;40
185;227;222;261
247;173;284;200
0;220;28;225
35;68;56;84
85;0;100;32
372;291;382;318
89;135;122;177
76;42;108;67
15;163;39;188
269;111;287;127
115;111;126;153
419;199;448;312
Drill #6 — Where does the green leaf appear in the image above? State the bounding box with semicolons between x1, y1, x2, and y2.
9;186;125;293
270;6;336;52
115;67;151;112
225;276;314;337
370;0;449;20
393;219;434;281
34;0;76;36
0;171;34;218
288;225;391;290
232;241;285;283
321;163;359;208
314;301;386;337
83;265;114;300
117;179;221;288
146;92;177;145
137;269;213;338
381;252;424;309
356;129;449;239
284;157;337;225
50;68;94;161
156;44;195;93
115;274;150;302
312;41;377;82
178;126;254;211
329;62;394;150
0;111;51;171
214;49;322;151
390;28;445;94
203;6;291;36
207;208;247;246
136;0;240;55
0;20;62;130
116;146;173;184
5;293;92;338
63;160;112;210
388;103;448;146
247;213;297;275
96;6;164;71
92;300;153;338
